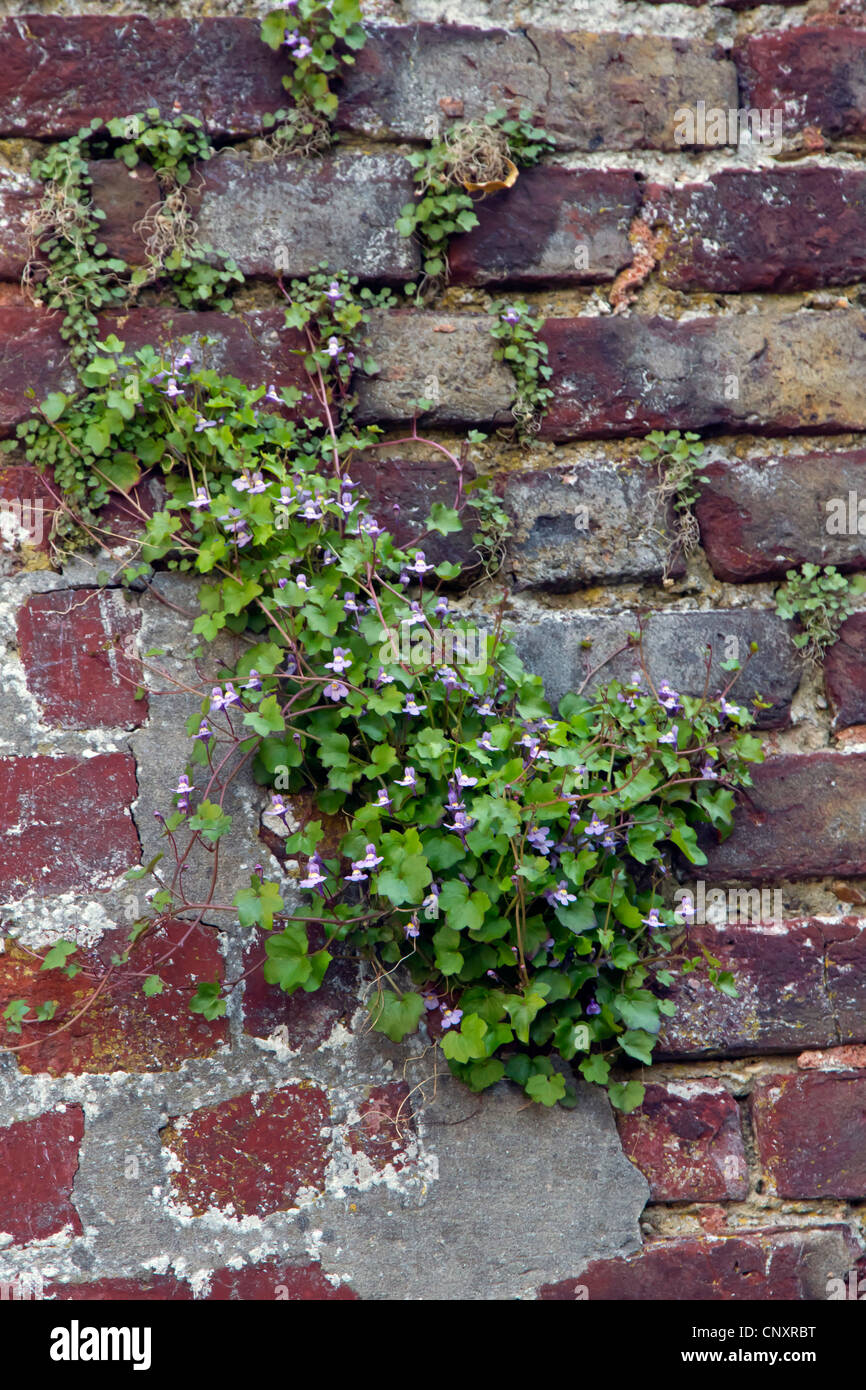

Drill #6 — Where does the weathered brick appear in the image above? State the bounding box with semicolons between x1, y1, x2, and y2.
0;171;37;279
190;152;417;281
615;1081;747;1202
510;608;800;727
657;921;841;1060
0;15;286;137
751;1072;866;1198
355;312;514;429
695;448;866;582
339;25;738;151
0;1107;84;1245
201;1260;358;1300
347;1082;414;1174
648;169;866;292
501;461;678;590
0;753;139;898
87;161;161;268
825;614;866;728
242;926;355;1048
0;921;228;1076
352;455;482;579
0;303;305;436
700;753;866;881
735;26;866;143
162;1084;330;1217
0;464;58;562
539;1227;860;1300
540;310;866;439
43;1275;192;1300
17;588;147;729
448;168;639;285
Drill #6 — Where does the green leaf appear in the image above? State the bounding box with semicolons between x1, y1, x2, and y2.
607;1080;646;1113
41;940;77;971
189;982;227;1020
143;975;164;997
525;1071;567;1106
440;1013;488;1063
234;878;284;931
368;989;424;1043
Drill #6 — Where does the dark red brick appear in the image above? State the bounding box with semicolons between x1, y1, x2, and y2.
162;1084;330;1217
0;303;306;437
352;454;481;578
18;589;147;729
0;1107;84;1245
615;1081;747;1201
735;26;866;144
0;463;59;559
347;1083;414;1174
826;614;866;727
0;753;139;897
539;1227;860;1301
648;169;866;292
700;753;866;881
0;921;228;1076
540;311;866;440
88;162;161;269
751;1072;866;1198
44;1275;192;1300
658;920;841;1060
0;16;286;138
242;926;355;1048
448;168;639;286
696;448;866;582
202;1259;358;1300
0;175;37;280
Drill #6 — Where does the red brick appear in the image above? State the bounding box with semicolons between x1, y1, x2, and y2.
658;921;841;1060
752;1072;866;1198
648;169;866;292
347;1083;414;1174
162;1084;330;1217
0;1107;84;1245
0;464;59;559
43;1275;192;1300
242;925;355;1048
17;589;147;729
700;753;866;881
826;614;866;728
0;16;286;138
539;1227;860;1301
0;303;306;437
735;26;866;144
0;176;37;280
0;921;228;1076
202;1259;358;1300
695;448;866;583
539;311;866;440
448;168;639;285
351;455;481;578
0;753;139;897
615;1082;747;1201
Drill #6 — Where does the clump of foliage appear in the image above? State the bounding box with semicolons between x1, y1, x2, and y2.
774;563;865;664
640;430;709;582
260;0;366;151
487;299;553;435
397;109;554;289
3;269;762;1112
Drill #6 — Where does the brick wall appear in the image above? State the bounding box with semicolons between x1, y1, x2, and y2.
1;0;866;1302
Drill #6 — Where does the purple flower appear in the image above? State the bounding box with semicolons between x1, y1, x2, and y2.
441;1007;463;1030
454;768;478;788
477;732;495;751
264;383;282;403
657;681;681;713
658;724;679;747
323;680;349;702
295;37;312;59
342;592;360;614
502;307;521;325
374;667;395;688
243;669;262;692
642;908;663;930
403;696;426;716
355;844;383;871
423;992;439;1011
435;596;449;617
194;720;213;743
338;492;357;516
296;573;310;591
586;999;601;1016
444;810;476;835
190;487;210;511
173;773;192;796
326;336;341;358
585;813;608;837
282;27;300;47
409;551;434;576
210;683;240;711
395;766;417;789
324;646;352;675
527;825;554;855
301;498;323;521
270;794;289;819
300;855;327;890
194;414;218;432
374;788;392;810
326;280;342;303
700;758;718;780
161;376;184;400
719;697;742;719
404;915;420;940
359;516;383;539
546;881;577;907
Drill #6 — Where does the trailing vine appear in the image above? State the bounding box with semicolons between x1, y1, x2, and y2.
774;563;866;665
1;16;763;1114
